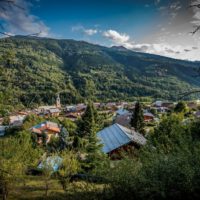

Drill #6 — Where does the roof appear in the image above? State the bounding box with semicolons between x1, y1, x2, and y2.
115;113;131;128
10;115;26;124
39;106;57;110
38;156;63;172
31;121;61;134
97;123;146;154
144;112;155;118
49;108;60;113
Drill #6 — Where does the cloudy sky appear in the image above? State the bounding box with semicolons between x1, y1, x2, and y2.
0;0;200;61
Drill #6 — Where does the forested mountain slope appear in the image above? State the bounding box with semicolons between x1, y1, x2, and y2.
0;36;200;109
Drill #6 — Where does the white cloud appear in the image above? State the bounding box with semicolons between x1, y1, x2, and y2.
83;29;98;36
132;43;200;61
103;29;130;43
0;0;49;36
103;29;200;61
103;29;134;48
72;25;98;36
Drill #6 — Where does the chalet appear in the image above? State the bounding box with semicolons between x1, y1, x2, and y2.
105;102;117;110
156;106;169;113
97;123;146;158
116;108;129;116
195;111;200;118
10;115;26;127
38;106;61;117
30;121;61;144
187;102;198;110
76;104;87;112
93;102;101;109
144;112;155;122
114;112;132;128
66;112;82;121
153;101;174;109
65;105;76;112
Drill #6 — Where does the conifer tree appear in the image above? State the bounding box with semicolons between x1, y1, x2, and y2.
174;101;187;113
78;102;104;171
130;101;145;134
78;102;97;137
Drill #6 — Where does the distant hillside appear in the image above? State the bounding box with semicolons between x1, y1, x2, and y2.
0;36;200;109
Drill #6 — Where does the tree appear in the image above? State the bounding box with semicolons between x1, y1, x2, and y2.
58;151;79;191
61;118;77;136
76;102;105;171
0;132;41;200
40;156;55;197
59;126;69;150
174;101;187;113
77;102;98;137
72;135;83;150
2;116;10;126
83;129;104;171
41;132;48;147
150;114;190;154
130;101;145;134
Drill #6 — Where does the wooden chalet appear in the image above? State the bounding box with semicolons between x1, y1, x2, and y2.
97;123;146;159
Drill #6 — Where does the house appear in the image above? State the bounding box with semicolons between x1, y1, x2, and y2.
114;113;132;128
10;115;26;127
76;104;87;112
97;123;146;158
144;112;155;122
65;105;76;112
187;102;198;110
38;106;61;117
153;101;174;109
66;112;82;121
116;108;129;116
195;111;200;118
30;121;61;144
106;102;117;110
153;101;163;107
48;108;61;117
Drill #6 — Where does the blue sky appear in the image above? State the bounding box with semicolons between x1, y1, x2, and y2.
0;0;200;60
30;0;160;41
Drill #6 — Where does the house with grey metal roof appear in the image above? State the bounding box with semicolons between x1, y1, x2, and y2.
97;123;146;155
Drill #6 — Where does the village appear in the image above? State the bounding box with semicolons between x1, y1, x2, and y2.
1;93;200;157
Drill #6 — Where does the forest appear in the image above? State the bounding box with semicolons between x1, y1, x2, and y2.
0;36;200;116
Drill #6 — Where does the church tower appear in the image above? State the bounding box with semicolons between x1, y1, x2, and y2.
56;93;61;108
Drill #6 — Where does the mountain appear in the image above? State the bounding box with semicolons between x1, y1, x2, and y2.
0;36;200;109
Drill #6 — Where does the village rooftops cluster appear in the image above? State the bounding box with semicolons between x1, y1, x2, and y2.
1;100;200;138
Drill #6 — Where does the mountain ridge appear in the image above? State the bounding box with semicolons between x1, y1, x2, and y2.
0;36;200;109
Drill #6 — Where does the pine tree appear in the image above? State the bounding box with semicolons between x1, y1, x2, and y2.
78;102;105;171
78;102;98;137
174;101;187;113
84;129;104;171
130;101;145;134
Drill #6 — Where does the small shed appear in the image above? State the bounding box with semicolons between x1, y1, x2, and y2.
38;156;63;172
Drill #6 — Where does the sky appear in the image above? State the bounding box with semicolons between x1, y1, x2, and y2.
0;0;200;61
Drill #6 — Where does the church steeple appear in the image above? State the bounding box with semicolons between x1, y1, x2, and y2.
56;93;61;108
